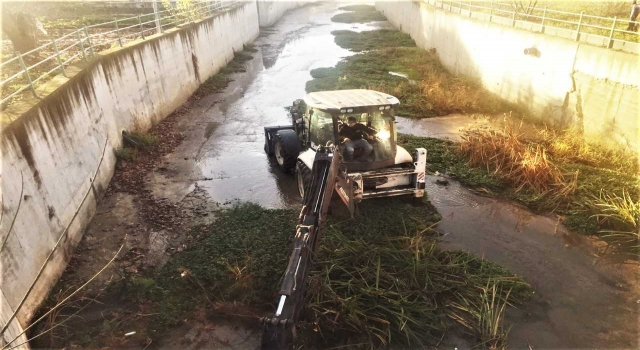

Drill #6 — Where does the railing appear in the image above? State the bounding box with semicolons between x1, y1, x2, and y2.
0;1;242;110
424;0;638;52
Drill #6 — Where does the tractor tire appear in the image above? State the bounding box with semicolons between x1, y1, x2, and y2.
274;130;302;173
264;138;273;156
295;160;311;199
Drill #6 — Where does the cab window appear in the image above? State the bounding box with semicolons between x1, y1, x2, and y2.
309;109;334;148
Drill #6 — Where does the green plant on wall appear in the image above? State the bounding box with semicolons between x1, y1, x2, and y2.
161;0;201;23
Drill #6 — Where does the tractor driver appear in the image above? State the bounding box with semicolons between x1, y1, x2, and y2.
339;116;377;162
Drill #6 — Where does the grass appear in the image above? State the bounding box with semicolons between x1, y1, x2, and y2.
114;147;138;161
190;48;255;99
114;131;158;162
398;124;640;242
307;30;509;118
332;29;417;52
303;198;530;348
398;133;502;191
33;200;530;348
331;5;387;23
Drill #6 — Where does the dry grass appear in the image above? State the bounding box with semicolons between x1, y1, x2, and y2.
542;127;637;174
458;116;639;241
590;189;640;240
459;121;576;195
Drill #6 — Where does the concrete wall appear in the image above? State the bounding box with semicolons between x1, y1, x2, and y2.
376;1;639;149
257;0;303;27
0;2;260;347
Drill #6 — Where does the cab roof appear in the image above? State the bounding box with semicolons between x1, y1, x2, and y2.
304;89;400;111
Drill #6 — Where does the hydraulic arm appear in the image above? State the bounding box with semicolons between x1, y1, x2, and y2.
261;147;338;349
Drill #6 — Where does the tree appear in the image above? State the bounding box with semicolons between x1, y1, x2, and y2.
1;10;48;55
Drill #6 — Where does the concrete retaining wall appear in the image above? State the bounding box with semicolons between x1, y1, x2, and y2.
257;0;303;27
376;1;639;149
0;2;260;347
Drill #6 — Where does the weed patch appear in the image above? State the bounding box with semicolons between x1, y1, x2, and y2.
148;199;528;348
192;73;230;98
400;127;639;241
307;30;508;117
331;5;386;23
114;147;138;162
332;29;416;52
302;198;529;348
398;133;501;191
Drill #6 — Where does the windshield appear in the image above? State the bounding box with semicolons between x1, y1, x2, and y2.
337;109;396;162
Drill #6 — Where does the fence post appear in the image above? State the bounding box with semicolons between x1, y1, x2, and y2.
115;19;123;47
153;1;162;34
607;16;617;48
83;27;95;57
17;52;38;98
138;15;145;40
51;38;67;77
489;1;493;22
512;9;516;26
541;7;547;33
76;30;88;61
468;1;472;17
575;11;583;41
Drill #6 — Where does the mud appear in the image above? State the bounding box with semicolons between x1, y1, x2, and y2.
41;2;638;349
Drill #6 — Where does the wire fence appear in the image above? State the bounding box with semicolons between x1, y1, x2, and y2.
0;1;243;110
425;0;639;52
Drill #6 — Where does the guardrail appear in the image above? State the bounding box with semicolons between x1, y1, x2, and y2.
424;0;638;52
0;1;242;110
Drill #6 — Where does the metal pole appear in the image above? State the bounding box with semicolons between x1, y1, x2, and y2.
76;30;88;61
608;16;617;48
541;7;547;33
153;1;162;34
115;19;123;47
83;27;95;57
489;1;493;22
575;11;583;41
138;15;145;40
51;38;67;77
17;52;38;98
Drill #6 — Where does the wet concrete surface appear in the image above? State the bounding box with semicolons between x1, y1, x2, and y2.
396;114;492;140
148;1;390;209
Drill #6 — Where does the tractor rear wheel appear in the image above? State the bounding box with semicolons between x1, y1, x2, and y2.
295;160;311;199
274;130;301;173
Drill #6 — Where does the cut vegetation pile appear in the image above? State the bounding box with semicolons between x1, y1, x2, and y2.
331;5;386;23
307;28;507;117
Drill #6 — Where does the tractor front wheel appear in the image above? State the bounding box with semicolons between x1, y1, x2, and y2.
295;160;311;199
274;130;301;173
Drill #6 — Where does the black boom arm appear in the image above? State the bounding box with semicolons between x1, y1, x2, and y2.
261;148;339;349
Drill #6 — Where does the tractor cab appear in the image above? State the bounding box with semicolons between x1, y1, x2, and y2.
292;90;401;171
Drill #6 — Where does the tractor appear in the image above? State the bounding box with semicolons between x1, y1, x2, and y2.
261;89;427;349
264;89;427;214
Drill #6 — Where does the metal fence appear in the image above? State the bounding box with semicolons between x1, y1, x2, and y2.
424;0;638;52
0;1;243;110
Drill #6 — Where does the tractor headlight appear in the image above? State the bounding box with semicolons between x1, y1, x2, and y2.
377;130;391;139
